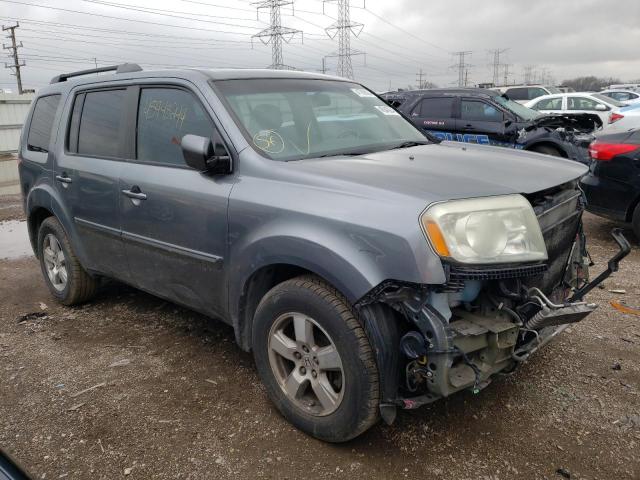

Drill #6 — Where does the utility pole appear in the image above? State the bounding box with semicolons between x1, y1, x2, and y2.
451;51;472;87
487;48;508;86
252;0;302;70
324;0;364;79
3;23;24;94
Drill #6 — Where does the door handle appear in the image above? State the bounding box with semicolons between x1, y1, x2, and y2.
55;174;72;184
121;188;147;201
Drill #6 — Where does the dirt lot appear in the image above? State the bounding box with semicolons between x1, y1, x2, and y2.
0;194;638;480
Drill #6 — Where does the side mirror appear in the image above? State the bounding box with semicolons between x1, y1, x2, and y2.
504;118;513;127
181;134;232;174
595;103;608;111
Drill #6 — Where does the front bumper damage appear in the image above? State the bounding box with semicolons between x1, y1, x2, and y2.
356;187;630;425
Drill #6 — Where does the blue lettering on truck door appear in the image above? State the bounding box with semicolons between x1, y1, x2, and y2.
428;131;490;145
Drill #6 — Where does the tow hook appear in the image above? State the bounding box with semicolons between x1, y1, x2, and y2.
569;228;631;302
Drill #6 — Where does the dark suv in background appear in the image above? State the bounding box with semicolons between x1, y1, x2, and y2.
19;64;628;442
383;88;599;163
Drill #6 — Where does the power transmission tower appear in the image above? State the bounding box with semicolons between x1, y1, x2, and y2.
416;68;426;89
502;63;511;86
487;48;508;86
252;0;302;70
451;51;472;87
324;0;364;79
3;22;25;94
523;65;535;84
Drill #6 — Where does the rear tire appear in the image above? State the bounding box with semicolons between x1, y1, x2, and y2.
252;275;379;442
37;216;97;305
531;145;563;157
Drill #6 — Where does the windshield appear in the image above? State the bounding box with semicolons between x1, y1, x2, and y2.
493;95;541;121
591;93;625;107
215;78;427;160
546;86;562;94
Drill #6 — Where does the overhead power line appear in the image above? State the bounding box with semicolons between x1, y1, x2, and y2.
0;0;257;37
356;5;450;56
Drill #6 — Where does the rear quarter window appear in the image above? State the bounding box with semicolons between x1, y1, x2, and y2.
27;95;61;152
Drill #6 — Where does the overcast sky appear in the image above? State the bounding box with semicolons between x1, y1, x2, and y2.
1;0;639;92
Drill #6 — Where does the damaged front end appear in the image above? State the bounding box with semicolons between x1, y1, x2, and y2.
356;182;630;423
520;113;602;164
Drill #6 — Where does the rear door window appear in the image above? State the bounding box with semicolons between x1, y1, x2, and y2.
136;87;216;166
76;89;127;158
27;95;61;152
412;97;455;118
567;97;601;111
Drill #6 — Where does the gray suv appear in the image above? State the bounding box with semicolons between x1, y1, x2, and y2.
19;64;629;442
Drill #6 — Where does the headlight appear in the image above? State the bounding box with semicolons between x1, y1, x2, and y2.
420;194;547;264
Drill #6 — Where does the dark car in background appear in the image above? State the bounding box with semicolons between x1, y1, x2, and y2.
581;128;640;239
382;88;600;163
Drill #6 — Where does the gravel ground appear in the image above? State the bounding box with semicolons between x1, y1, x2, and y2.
0;195;638;480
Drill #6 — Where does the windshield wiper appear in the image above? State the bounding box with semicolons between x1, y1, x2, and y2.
27;144;48;153
387;140;431;150
316;150;371;158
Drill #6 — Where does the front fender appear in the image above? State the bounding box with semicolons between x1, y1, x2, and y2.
227;217;436;331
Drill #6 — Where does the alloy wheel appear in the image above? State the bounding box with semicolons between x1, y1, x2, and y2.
42;234;67;292
267;312;345;416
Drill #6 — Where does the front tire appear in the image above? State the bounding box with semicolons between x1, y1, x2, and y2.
37;216;97;305
252;275;379;442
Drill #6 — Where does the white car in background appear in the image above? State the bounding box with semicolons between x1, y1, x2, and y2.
600;90;640;105
525;92;633;127
492;85;561;104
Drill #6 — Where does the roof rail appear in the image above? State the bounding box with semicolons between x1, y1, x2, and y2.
50;63;143;84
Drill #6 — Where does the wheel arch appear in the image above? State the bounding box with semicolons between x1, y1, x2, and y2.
232;257;375;352
524;141;568;158
627;192;640;223
25;183;89;265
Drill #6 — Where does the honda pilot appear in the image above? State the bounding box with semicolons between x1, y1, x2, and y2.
18;64;629;442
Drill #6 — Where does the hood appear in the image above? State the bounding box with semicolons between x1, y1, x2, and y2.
285;142;587;205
